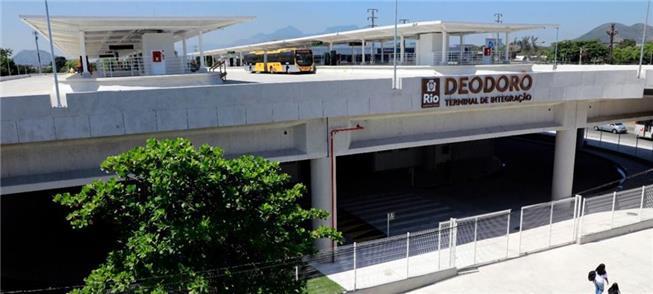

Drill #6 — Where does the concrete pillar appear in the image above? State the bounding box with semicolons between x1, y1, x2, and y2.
311;156;334;251
459;34;464;64
79;31;89;76
504;32;510;63
329;42;333;51
552;129;578;200
352;44;355;64
441;31;448;65
361;40;366;64
239;51;243;66
198;31;205;68
181;37;187;72
400;35;405;64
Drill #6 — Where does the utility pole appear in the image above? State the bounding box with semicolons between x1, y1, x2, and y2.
34;31;42;74
606;23;618;64
367;8;379;28
579;47;584;65
494;13;503;63
367;8;378;64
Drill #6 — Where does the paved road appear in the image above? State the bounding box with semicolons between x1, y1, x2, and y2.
409;228;653;294
585;128;653;151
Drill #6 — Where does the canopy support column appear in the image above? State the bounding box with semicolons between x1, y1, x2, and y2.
79;31;90;77
380;40;384;63
181;36;187;72
198;31;205;69
361;39;366;64
459;34;464;64
441;31;448;65
400;35;405;64
504;32;510;63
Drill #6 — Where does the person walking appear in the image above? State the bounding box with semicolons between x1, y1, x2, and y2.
594;263;609;294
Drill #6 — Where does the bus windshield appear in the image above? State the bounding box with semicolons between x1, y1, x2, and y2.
295;50;313;66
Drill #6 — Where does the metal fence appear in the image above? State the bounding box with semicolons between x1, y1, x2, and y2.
580;185;653;236
519;196;580;254
445;210;511;268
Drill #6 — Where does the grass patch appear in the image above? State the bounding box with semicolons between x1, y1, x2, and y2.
305;276;345;294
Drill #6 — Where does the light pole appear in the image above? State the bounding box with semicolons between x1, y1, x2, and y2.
638;0;651;79
579;47;584;65
45;0;61;107
34;31;42;74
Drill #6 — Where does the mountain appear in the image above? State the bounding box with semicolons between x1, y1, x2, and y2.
229;26;305;47
225;25;359;47
12;49;53;66
320;25;360;34
576;23;653;43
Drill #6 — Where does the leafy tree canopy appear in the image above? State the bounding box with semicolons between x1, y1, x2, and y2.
54;138;340;293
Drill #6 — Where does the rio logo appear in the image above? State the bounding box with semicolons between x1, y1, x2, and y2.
421;78;440;108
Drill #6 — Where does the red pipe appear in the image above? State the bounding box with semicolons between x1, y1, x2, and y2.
328;124;364;249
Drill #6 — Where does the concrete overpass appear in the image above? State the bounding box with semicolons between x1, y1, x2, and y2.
2;64;653;249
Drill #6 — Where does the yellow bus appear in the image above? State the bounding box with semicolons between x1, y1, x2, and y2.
243;48;315;74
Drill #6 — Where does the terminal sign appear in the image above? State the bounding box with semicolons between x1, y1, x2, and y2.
421;74;534;108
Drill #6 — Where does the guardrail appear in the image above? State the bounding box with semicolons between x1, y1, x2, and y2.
584;127;653;161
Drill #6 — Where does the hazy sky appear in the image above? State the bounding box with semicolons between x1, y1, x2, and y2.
0;0;648;57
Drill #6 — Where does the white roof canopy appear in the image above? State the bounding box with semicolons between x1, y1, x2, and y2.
200;20;558;55
20;15;254;56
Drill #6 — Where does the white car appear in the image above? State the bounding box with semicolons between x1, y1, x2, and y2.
594;123;627;134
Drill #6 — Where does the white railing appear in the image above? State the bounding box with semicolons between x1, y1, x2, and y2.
429;51;511;65
95;55;194;78
306;185;652;292
519;196;580;254
95;57;145;77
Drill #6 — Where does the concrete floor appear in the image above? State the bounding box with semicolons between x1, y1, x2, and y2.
408;228;653;294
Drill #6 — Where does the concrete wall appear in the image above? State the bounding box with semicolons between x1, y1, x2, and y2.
1;69;650;193
142;33;177;75
416;33;444;66
1;70;646;146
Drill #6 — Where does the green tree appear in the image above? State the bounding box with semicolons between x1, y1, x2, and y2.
613;45;639;64
550;40;608;64
54;138;340;293
64;59;79;72
618;39;636;48
1;48;16;76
